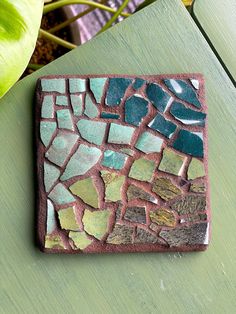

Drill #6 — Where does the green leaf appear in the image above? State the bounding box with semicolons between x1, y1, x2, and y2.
0;0;44;98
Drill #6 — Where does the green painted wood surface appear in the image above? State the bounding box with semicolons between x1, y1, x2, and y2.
193;0;236;82
1;0;236;312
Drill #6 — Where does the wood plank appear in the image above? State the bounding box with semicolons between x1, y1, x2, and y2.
0;0;235;312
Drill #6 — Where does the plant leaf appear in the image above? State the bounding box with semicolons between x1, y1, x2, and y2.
0;0;44;98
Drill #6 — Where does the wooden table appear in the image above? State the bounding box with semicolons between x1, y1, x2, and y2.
1;0;235;312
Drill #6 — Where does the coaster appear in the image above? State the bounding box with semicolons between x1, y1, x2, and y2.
35;74;210;253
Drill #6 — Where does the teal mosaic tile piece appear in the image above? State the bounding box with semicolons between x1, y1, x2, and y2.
146;83;172;112
56;95;68;106
101;112;120;119
61;144;102;180
77;119;106;145
46;199;56;234
44;162;60;192
48;183;75;205
105;78;132;106
148;114;177;138
135;131;163;153
70;94;83;116
170;101;206;126
69;78;86;93
41;78;66;93
133;78;145;90
45;131;79;167
173;130;203;157
41;95;54;118
84;94;99;118
40;121;57;147
90;78;107;103
164;79;201;108
102;150;128;170
108;123;135;144
56;109;74;130
125;95;148;126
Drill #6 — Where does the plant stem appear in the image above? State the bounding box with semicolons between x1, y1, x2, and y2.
97;0;130;35
27;63;44;70
43;0;130;17
39;29;77;49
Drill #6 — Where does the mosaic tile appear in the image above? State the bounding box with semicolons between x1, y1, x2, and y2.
148;114;177;138
37;74;209;253
135;131;163;153
164;79;201;108
125;95;148;126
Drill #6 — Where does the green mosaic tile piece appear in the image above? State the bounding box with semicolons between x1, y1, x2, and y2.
69;78;86;93
44;162;60;192
84;94;99;118
41;95;54;118
56;95;68;106
150;208;176;227
69;231;92;250
77;119;106;145
129;158;155;182
125;95;148;126
102;150;127;170
58;206;80;231
187;158;205;180
135;131;163;153
45;234;65;249
57;109;74;130
124;206;146;224
152;177;181;201
45;131;79;167
190;182;206;193
127;184;157;203
70;94;83;116
106;224;134;244
105;78;133;106
101;112;120;119
148;114;177;138
90;78;107;103
172;130;203;158
133;78;145;90
41;78;66;93
69;177;99;208
108;123;135;145
134;228;159;244
158;148;185;176
146;83;172;112
101;171;125;202
82;208;112;240
119;148;134;156
170;101;206;126
40;121;57;147
61;144;102;180
46;199;56;234
48;183;75;205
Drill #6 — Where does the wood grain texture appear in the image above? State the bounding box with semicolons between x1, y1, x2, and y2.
193;0;236;83
0;0;235;312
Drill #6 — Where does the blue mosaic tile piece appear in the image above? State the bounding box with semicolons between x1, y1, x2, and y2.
41;78;66;93
148;114;177;138
69;78;86;93
172;130;203;158
125;95;148;126
56;95;68;106
108;123;135;144
164;79;201;109
77;119;106;145
84;94;99;118
56;109;74;130
105;78;132;107
40;121;57;147
170;101;206;126
101;112;120;119
102;150;127;170
133;78;145;90
70;94;83;116
135;131;163;153
90;78;107;103
41;95;54;118
146;83;172;112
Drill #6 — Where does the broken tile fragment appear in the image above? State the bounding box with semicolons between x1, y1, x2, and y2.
173;130;203;158
102;150;127;170
134;227;159;244
146;83;172;112
170;101;206;126
46;199;56;234
190;182;206;193
84;94;99;118
41;78;65;93
57;109;74;130
44;162;60;192
148;114;176;138
135;131;163;153
127;184;157;203
45;234;65;249
69;177;99;208
106;78;132;106
82;208;112;240
187;158;205;180
152;177;181;201
69;231;92;250
125;95;148;126
70;94;83;116
61;144;102;180
124;206;146;224
133;78;145;90
90;77;107;103
56;95;68;106
101;171;125;202
40;121;57;147
45;131;79;167
170;195;206;215
179;213;207;224
58;206;80;231
41;95;54;118
69;78;86;93
108;123;135;145
77;119;106;145
101;112;120;119
158;148;185;176
129;158;155;182
190;79;199;90
106;224;134;244
119;148;134;156
48;183;75;205
150;208;176;227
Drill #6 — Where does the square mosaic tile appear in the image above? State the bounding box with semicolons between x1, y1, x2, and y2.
36;74;210;253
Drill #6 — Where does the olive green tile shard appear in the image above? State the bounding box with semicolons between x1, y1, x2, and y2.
77;119;106;145
48;183;75;205
187;158;205;180
84;94;99;118
82;208;112;240
90;78;107;103
101;171;125;202
170;194;206;215
45;234;65;249
69;231;92;250
152;177;181;201
70;94;83;116
129;158;155;182
61;144;102;180
46;199;56;234
102;150;127;170
40;121;57;147
150;208;176;227
45;131;79;167
56;95;68;106
41;78;66;93
127;184;157;203
158;148;185;176
69;177;99;208
41;95;54;118
135;131;163;153
108;123;135;144
58;206;80;231
69;78;86;93
119;148;134;156
106;224;134;244
57;109;74;130
190;181;206;193
44;162;60;192
134;228;159;244
124;206;146;224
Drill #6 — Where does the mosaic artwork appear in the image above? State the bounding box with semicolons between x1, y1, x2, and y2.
36;74;210;253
